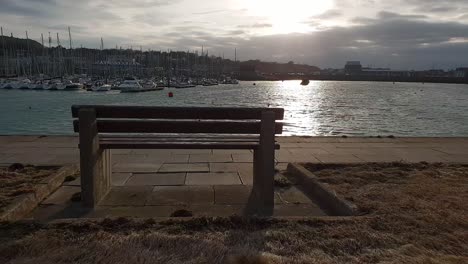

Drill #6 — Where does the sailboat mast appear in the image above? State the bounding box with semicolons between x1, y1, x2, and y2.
25;31;32;76
68;27;72;49
41;33;45;75
1;27;5;76
68;27;73;75
57;33;61;77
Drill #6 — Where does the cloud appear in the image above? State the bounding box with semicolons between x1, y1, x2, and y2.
237;23;273;29
2;0;468;69
192;9;229;15
311;9;342;19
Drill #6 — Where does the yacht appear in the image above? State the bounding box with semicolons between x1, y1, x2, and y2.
223;78;239;84
17;79;32;89
141;80;163;91
119;77;142;92
202;79;219;86
119;77;162;93
92;81;112;92
47;79;66;90
63;80;84;90
2;79;17;89
173;78;196;89
31;80;45;90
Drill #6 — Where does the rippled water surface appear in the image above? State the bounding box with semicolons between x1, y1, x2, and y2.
1;81;468;136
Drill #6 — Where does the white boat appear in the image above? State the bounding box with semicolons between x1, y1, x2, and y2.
119;77;163;93
17;79;32;90
173;78;196;88
92;83;112;92
47;80;65;90
1;79;16;89
63;82;83;91
31;81;45;90
142;80;163;91
223;78;239;84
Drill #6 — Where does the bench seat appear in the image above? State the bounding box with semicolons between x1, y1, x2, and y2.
99;136;281;149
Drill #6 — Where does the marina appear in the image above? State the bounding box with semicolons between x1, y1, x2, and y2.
0;28;240;94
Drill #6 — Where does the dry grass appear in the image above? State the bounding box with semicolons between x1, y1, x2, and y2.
0;165;57;212
0;162;467;263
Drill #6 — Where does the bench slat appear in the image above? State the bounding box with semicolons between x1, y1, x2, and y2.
102;134;260;139
72;105;284;120
74;120;284;134
100;137;262;143
99;141;280;150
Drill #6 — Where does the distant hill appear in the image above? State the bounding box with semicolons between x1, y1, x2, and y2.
0;36;43;55
239;60;320;80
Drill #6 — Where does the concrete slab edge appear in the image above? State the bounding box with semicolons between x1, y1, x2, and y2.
286;163;358;216
0;165;79;222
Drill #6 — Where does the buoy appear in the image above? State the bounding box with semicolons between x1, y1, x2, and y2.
168;92;173;98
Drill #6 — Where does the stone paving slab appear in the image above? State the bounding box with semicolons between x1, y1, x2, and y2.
286;148;331;155
170;149;212;155
186;172;241;185
112;173;132;186
125;173;186;186
112;154;148;164
209;163;240;172
147;186;214;206
231;153;253;162
100;186;153;206
150;154;190;163
112;163;162;173
214;185;253;205
131;149;169;155
158;163;209;173
213;185;283;205
189;154;233;163
212;149;252;155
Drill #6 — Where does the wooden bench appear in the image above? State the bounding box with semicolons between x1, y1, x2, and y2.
72;105;284;214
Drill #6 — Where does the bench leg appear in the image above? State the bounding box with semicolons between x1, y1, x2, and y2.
79;108;110;207
251;111;276;216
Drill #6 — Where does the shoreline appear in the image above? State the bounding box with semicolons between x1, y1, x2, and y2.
239;77;468;85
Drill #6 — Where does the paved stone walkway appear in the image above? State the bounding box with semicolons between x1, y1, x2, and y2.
1;136;466;220
1;136;467;166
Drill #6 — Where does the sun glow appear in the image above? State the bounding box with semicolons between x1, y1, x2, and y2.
243;0;334;33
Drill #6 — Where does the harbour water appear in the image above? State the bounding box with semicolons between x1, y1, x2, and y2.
1;80;467;136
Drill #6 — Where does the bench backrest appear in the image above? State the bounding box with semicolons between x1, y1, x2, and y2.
72;105;284;135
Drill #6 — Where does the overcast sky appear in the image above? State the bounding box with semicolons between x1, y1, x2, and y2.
2;0;468;69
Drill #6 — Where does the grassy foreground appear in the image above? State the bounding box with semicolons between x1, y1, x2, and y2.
1;162;467;263
0;165;58;213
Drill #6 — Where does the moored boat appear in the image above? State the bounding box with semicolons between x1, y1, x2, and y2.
92;82;112;92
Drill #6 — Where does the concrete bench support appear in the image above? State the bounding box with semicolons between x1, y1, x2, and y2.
78;108;111;207
252;111;276;215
